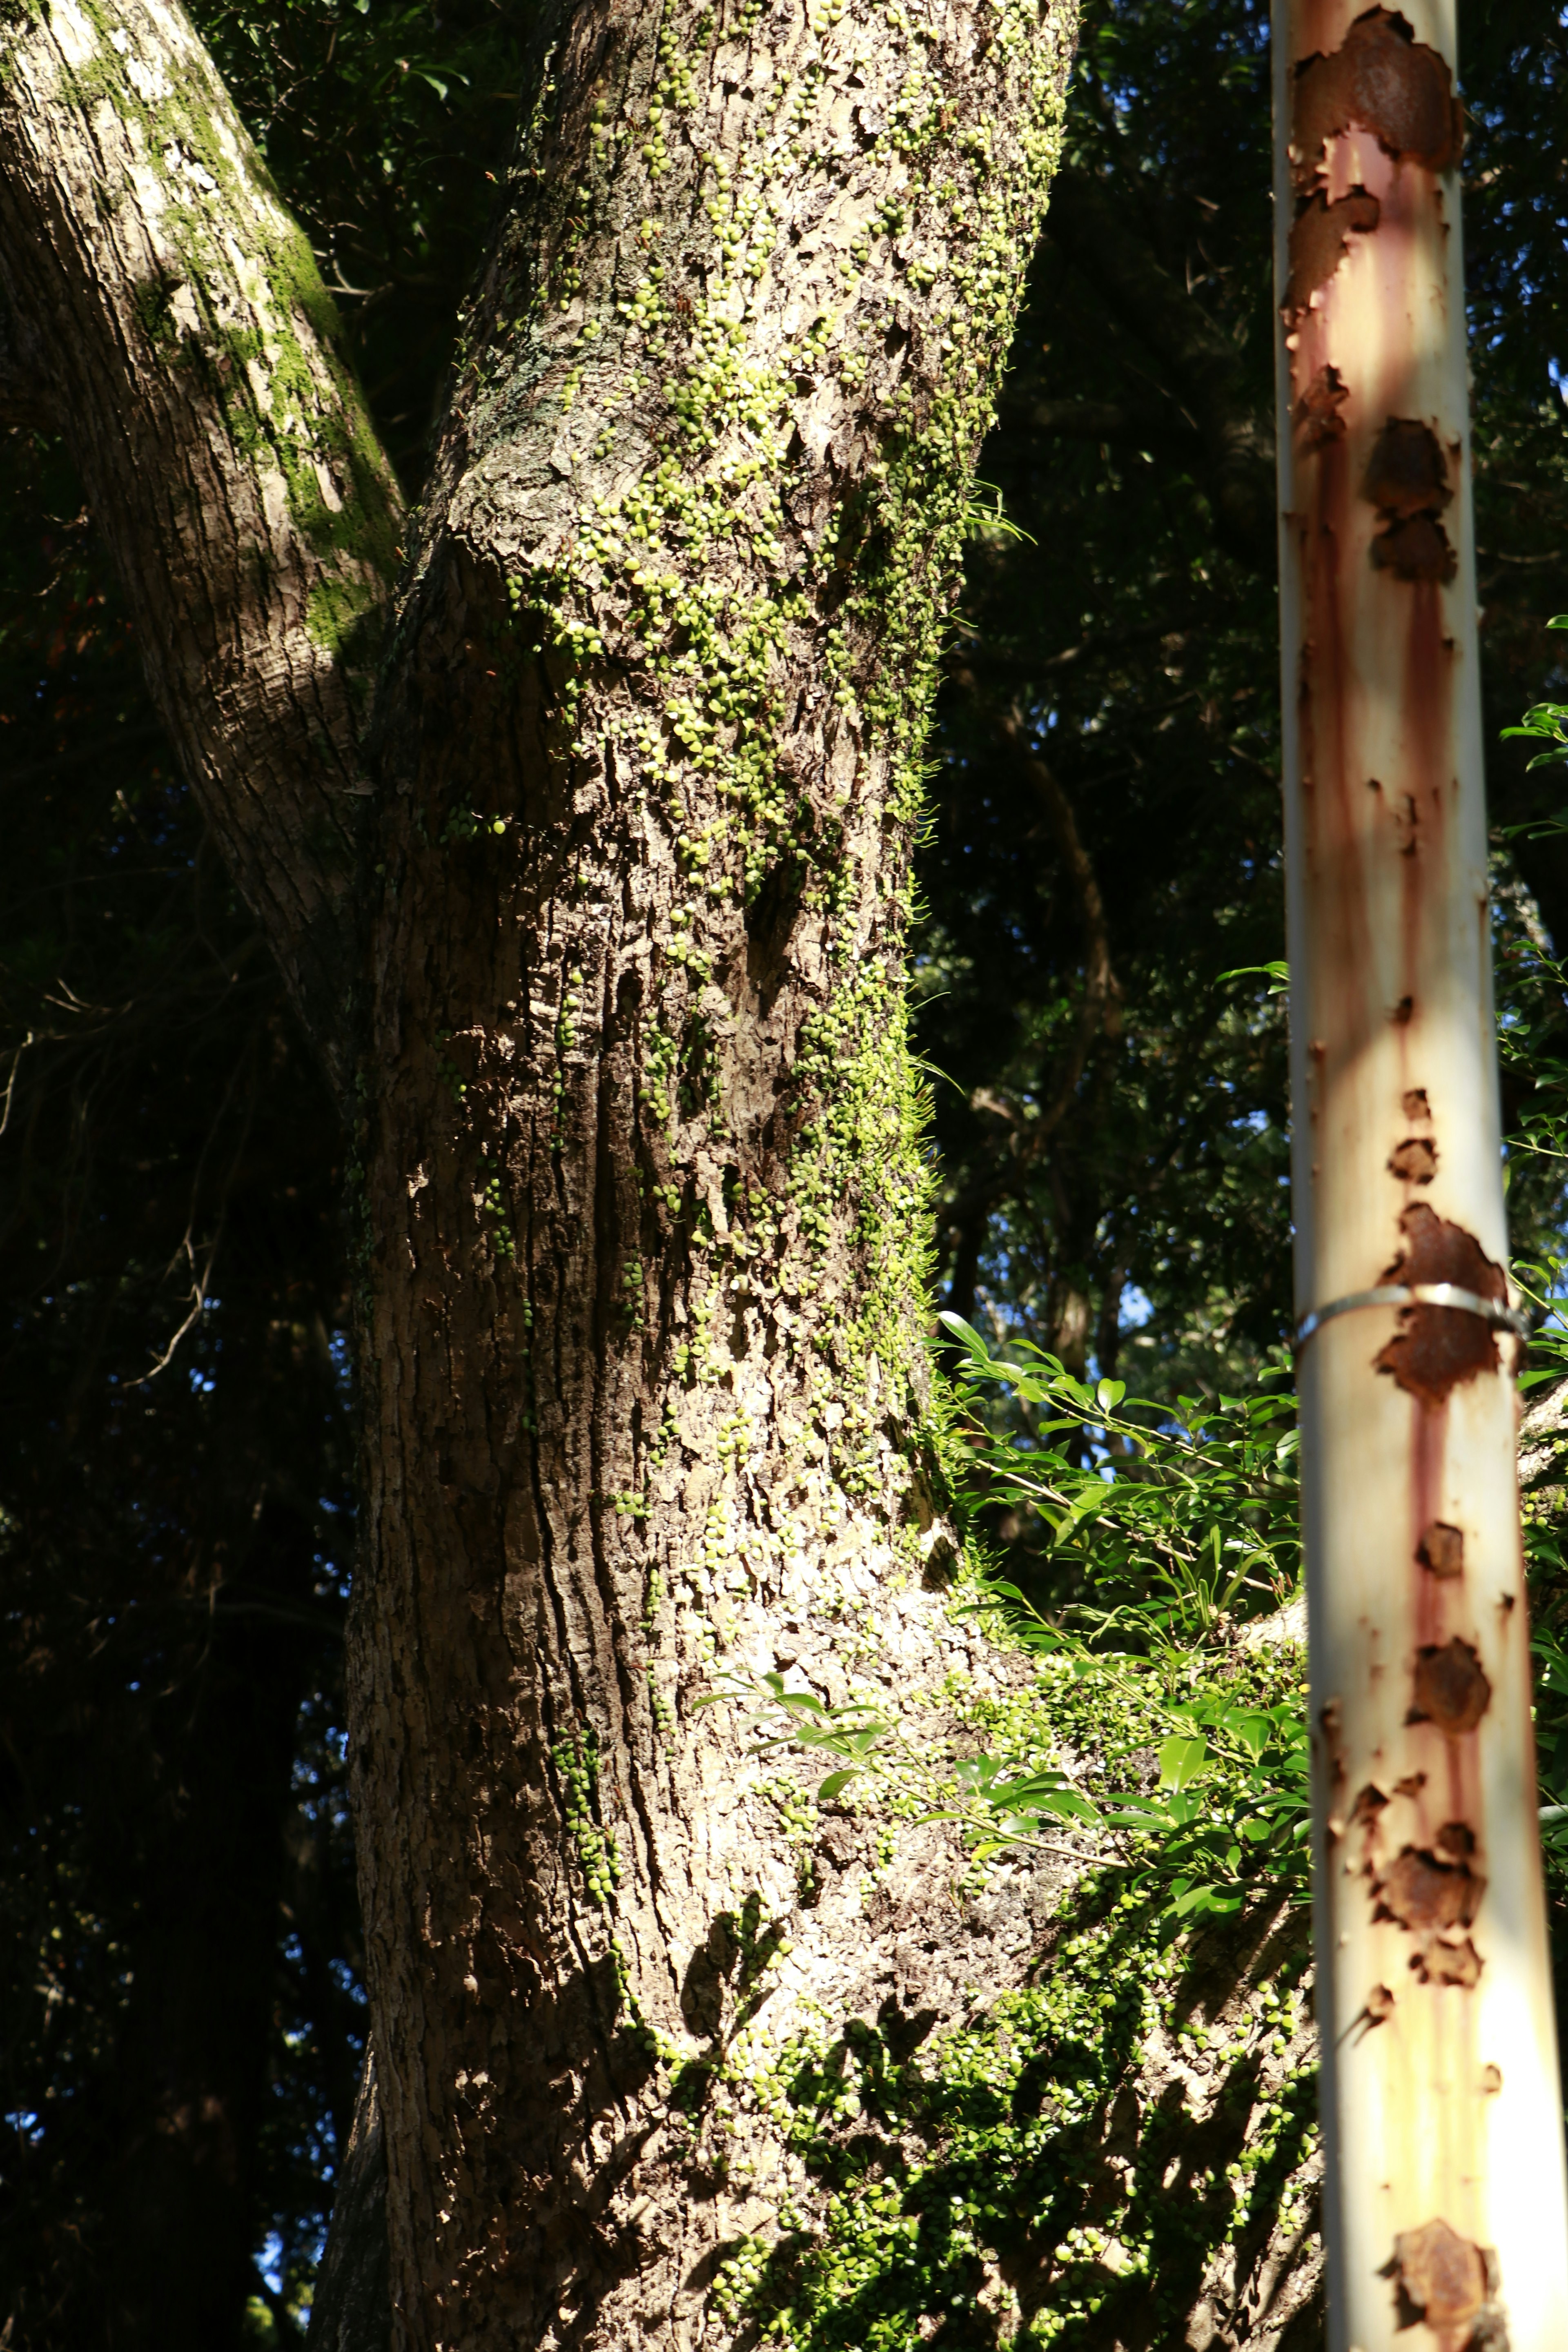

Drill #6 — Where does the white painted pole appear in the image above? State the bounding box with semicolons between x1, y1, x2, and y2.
1273;5;1568;2346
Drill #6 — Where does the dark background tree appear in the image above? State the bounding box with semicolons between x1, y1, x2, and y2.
4;0;1568;2344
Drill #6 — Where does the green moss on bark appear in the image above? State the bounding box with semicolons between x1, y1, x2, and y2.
468;0;1076;1551
701;1646;1319;2349
34;0;399;660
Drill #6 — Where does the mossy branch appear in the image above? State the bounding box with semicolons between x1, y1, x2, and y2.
0;0;404;1098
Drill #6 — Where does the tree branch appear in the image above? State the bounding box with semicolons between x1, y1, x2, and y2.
1002;710;1123;1142
0;0;405;1101
934;699;1123;1251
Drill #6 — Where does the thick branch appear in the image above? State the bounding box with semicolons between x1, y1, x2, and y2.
0;0;405;1099
1042;165;1276;572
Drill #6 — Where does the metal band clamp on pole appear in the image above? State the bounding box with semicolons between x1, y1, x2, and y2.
1293;1285;1532;1354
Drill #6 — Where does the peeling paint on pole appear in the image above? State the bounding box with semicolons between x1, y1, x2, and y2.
1273;7;1568;2348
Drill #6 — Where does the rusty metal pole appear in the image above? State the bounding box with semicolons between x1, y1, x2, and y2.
1274;6;1568;2346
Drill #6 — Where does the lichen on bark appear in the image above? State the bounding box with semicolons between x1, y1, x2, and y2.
349;0;1085;2337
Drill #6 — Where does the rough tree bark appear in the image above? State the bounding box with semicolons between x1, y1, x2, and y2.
2;0;1085;2343
353;3;1086;2339
0;0;400;1102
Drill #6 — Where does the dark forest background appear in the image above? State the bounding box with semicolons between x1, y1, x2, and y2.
4;2;1568;2341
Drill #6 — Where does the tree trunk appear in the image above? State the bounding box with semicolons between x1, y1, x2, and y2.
352;3;1079;2339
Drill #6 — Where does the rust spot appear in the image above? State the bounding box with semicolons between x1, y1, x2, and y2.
1373;509;1458;582
1285;190;1381;318
1410;1639;1491;1735
1403;1087;1431;1119
1374;1203;1506;1404
1418;1522;1464;1578
1392;993;1414;1024
1365;1981;1396;2021
1481;2062;1502;2094
1362;419;1457;583
1394;1771;1426;1797
1292;10;1464;191
1350;1782;1388;1826
1292;360;1353;445
1415;1933;1482;1988
1363;416;1451;516
1389;1136;1437;1183
1376;1844;1484;1933
1389;2219;1503;2348
1437;1820;1475;1857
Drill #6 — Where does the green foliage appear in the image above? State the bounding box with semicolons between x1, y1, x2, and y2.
707;1669;1100;1849
730;1635;1311;1942
1499;620;1568;773
722;1315;1314;1947
938;1313;1300;1639
555;1731;621;1906
706;1670;1319;2348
